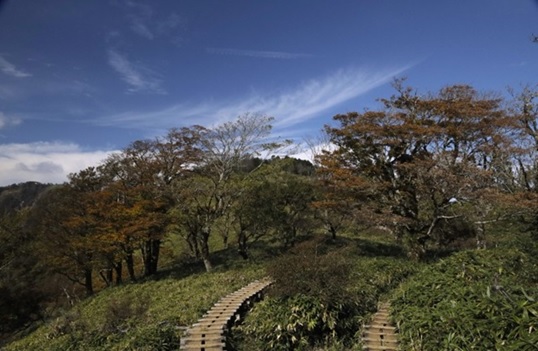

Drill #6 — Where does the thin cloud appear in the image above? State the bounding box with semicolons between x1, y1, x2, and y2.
107;49;165;94
206;48;313;59
97;64;413;130
123;0;154;39
0;142;116;186
130;18;154;39
0;56;32;78
119;0;186;43
0;111;22;129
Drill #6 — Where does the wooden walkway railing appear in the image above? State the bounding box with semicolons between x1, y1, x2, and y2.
180;278;273;351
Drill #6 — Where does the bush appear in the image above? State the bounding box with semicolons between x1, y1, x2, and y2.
101;295;149;334
235;238;420;350
234;238;358;350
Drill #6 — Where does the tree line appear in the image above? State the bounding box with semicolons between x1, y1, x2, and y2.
1;81;537;337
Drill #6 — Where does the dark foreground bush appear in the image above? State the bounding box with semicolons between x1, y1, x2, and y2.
391;248;538;351
234;238;419;350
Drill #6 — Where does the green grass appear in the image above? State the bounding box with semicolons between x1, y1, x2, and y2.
4;264;265;351
390;238;538;351
6;226;535;351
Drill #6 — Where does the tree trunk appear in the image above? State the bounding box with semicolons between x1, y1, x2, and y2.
143;239;161;276
84;268;93;296
199;228;213;272
328;223;337;241
476;222;486;249
125;253;136;281
237;231;249;260
150;239;160;275
186;231;200;259
222;233;229;249
114;261;123;285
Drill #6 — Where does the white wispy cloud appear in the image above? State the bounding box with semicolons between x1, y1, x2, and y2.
107;49;165;94
0;142;116;186
97;64;412;131
120;0;186;43
0;55;32;78
0;112;22;129
130;19;154;39
206;48;313;59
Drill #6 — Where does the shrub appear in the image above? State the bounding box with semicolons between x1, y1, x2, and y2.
101;295;150;334
235;238;358;350
235;238;420;350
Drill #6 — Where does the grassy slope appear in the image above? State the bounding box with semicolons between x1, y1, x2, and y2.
390;236;538;351
4;263;265;351
5;227;536;351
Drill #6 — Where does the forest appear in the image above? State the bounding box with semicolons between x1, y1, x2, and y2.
1;81;538;350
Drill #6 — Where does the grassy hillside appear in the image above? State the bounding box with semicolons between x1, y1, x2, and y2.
4;263;265;351
4;230;537;351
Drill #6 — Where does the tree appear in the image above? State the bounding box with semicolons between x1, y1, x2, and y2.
319;82;518;258
230;158;315;258
0;208;47;335
32;183;98;296
101;127;203;277
172;113;289;271
509;86;538;238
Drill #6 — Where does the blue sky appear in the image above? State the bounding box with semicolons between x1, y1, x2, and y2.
0;0;537;185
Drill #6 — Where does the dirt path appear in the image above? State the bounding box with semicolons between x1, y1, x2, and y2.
180;278;273;351
362;302;399;351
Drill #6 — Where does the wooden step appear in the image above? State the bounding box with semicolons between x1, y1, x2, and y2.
364;324;396;331
181;342;227;350
363;332;398;342
362;338;398;348
363;346;398;351
182;338;226;345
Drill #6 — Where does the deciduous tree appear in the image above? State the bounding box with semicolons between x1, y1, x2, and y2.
319;82;519;258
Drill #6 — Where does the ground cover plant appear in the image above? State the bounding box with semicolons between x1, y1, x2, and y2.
390;239;538;351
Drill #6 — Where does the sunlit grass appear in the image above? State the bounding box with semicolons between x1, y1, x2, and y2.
5;263;265;351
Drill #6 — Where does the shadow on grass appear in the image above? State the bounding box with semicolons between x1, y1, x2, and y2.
348;237;407;258
155;232;413;282
155;239;288;281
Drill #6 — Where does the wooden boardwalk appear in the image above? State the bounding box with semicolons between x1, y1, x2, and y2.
180;278;273;351
362;303;399;351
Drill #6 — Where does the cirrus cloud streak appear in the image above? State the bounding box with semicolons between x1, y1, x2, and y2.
97;64;413;131
0;55;32;78
107;49;165;94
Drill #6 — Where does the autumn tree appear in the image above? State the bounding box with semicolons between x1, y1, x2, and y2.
509;85;538;237
102;127;203;277
319;82;519;258
31;175;102;296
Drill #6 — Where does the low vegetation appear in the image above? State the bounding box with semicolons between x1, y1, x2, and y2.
233;237;420;350
4;264;264;351
391;238;538;351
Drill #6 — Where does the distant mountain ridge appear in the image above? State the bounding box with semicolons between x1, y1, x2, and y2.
0;182;53;214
